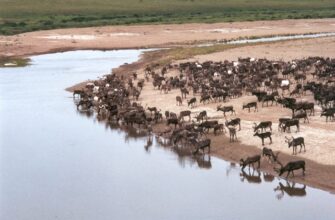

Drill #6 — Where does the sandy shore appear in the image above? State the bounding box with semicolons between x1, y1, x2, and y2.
3;19;335;193
1;18;335;57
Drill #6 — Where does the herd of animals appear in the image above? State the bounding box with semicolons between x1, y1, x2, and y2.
73;56;335;179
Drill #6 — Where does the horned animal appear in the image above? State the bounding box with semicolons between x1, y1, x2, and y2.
240;155;261;170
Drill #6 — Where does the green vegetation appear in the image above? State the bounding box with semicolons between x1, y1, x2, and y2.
0;56;30;67
1;0;335;35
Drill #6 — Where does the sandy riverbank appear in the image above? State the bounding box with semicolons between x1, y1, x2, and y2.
4;19;335;193
1;18;335;57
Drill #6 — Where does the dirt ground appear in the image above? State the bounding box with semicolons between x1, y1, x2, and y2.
4;19;335;193
1;18;335;57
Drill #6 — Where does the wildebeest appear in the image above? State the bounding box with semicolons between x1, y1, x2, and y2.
240;155;261;170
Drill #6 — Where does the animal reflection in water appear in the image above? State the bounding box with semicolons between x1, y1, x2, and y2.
155;136;212;169
240;169;262;184
274;181;307;200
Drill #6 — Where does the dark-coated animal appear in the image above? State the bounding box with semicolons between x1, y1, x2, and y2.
192;138;211;155
277;160;305;177
253;121;272;132
262;147;279;162
217;105;235;117
225;118;241;130
282;119;300;132
285;136;305;155
254;132;272;146
188;97;197;108
243;102;258;112
240;155;261;170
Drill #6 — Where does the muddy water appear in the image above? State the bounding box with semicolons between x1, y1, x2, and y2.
0;50;334;220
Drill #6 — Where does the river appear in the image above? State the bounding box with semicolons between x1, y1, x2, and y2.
0;50;334;220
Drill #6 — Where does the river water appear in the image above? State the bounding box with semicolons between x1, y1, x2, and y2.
0;50;334;220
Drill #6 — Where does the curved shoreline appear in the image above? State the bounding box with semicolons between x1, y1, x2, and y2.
67;43;335;194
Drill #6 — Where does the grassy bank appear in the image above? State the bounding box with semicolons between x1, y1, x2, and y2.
1;0;335;35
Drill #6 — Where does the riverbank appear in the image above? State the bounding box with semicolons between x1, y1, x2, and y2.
67;36;335;194
4;19;335;194
1;19;335;57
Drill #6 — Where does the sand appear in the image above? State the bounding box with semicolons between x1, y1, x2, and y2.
1;18;335;57
3;18;335;193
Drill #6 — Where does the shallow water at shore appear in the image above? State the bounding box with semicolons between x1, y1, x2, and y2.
0;50;335;220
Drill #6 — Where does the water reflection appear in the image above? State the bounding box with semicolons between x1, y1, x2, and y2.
240;169;262;184
274;181;307;200
1;50;335;220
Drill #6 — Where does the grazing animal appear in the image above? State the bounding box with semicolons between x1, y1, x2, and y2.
214;124;225;135
225;118;241;131
167;118;179;128
187;97;197;108
285;136;305;155
242;102;258;112
199;120;218;133
176;96;183;106
254;132;272;146
262;147;279;162
276;160;305;178
217;105;235;117
181;87;189;98
261;95;276;107
192;138;211;155
179;110;192;121
253;121;272;132
278;118;290;131
240;155;261;170
321;108;335;122
228;127;237;142
195;110;207;122
282;119;300;133
293;111;309;123
147;107;157;115
200;94;212;104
